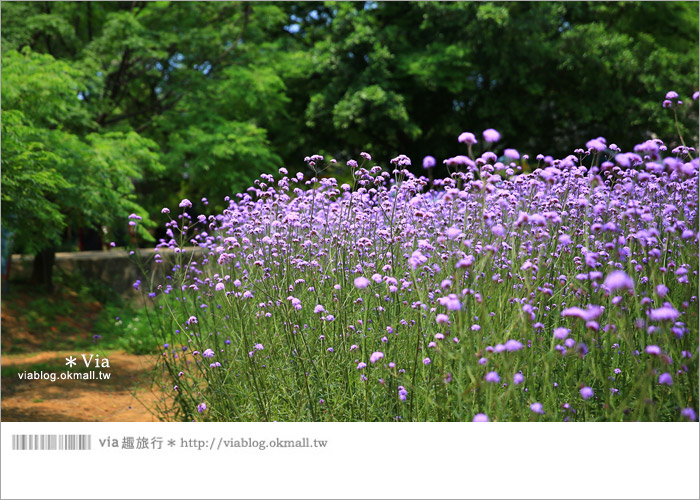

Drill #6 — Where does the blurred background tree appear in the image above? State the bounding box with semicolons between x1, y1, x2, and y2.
2;1;698;277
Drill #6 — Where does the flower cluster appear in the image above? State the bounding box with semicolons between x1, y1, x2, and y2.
142;102;698;422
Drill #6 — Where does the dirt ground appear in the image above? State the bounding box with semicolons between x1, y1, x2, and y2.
1;284;165;422
1;351;162;422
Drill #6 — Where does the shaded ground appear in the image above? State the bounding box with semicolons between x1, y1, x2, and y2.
1;283;166;422
1;351;161;422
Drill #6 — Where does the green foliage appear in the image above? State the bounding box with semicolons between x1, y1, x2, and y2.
1;47;163;254
2;1;698;233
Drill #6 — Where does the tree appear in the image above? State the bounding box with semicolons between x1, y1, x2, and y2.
292;1;698;167
2;0;697;267
1;48;163;290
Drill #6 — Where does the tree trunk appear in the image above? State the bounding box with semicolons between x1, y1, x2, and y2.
31;247;56;293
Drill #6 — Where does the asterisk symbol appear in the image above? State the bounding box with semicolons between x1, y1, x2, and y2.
65;356;77;367
167;439;176;447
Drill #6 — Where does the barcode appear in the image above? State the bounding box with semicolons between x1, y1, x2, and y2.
12;434;91;450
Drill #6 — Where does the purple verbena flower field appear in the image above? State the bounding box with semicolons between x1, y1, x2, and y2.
138;94;698;422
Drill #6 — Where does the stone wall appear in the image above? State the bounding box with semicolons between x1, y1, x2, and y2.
9;247;206;294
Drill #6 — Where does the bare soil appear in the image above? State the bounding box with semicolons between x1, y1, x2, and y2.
1;351;162;422
1;285;165;422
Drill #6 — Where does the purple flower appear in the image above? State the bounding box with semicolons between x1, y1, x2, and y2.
187;315;198;325
202;349;215;358
513;373;524;385
436;313;450;325
215;282;225;292
369;351;384;364
649;306;679;322
645;345;661;356
398;386;408;401
423;357;431;365
561;305;603;322
530;402;544;414
504;339;523;352
197;402;207;413
210;362;221;368
655;284;669;297
179;198;192;208
254;343;264;351
681;408;697;421
483;128;501;143
503;148;520;160
357;362;367;370
665;90;679;100
472;413;489;422
580;386;594;400
314;304;326;314
658;373;673;386
553;327;570;339
458;132;477;144
604;271;634;292
484;371;500;383
423;155;436;169
354;277;370;289
586;138;607;151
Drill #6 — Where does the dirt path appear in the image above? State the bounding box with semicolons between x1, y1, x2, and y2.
2;351;162;422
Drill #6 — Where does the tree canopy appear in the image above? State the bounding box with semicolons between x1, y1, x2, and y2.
2;1;698;253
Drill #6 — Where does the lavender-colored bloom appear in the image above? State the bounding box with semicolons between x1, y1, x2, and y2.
187;315;198;325
604;271;634;292
202;348;215;358
681;408;697;420
658;373;673;385
423;357;431;365
179;198;192;208
503;148;520;160
665;91;679;100
197;402;207;413
530;402;544;414
210;362;221;368
436;313;450;324
580;386;594;400
484;371;500;383
458;132;477;144
423;155;436;169
649;306;679;322
558;234;572;246
314;304;326;314
357;362;367;370
472;413;489;422
369;351;384;364
513;373;524;385
398;386;408;401
353;277;370;289
504;339;523;352
655;284;669;297
553;327;570;339
645;345;661;356
482;128;501;143
586;138;607;151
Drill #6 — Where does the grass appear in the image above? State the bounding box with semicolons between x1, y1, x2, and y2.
2;268;160;355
